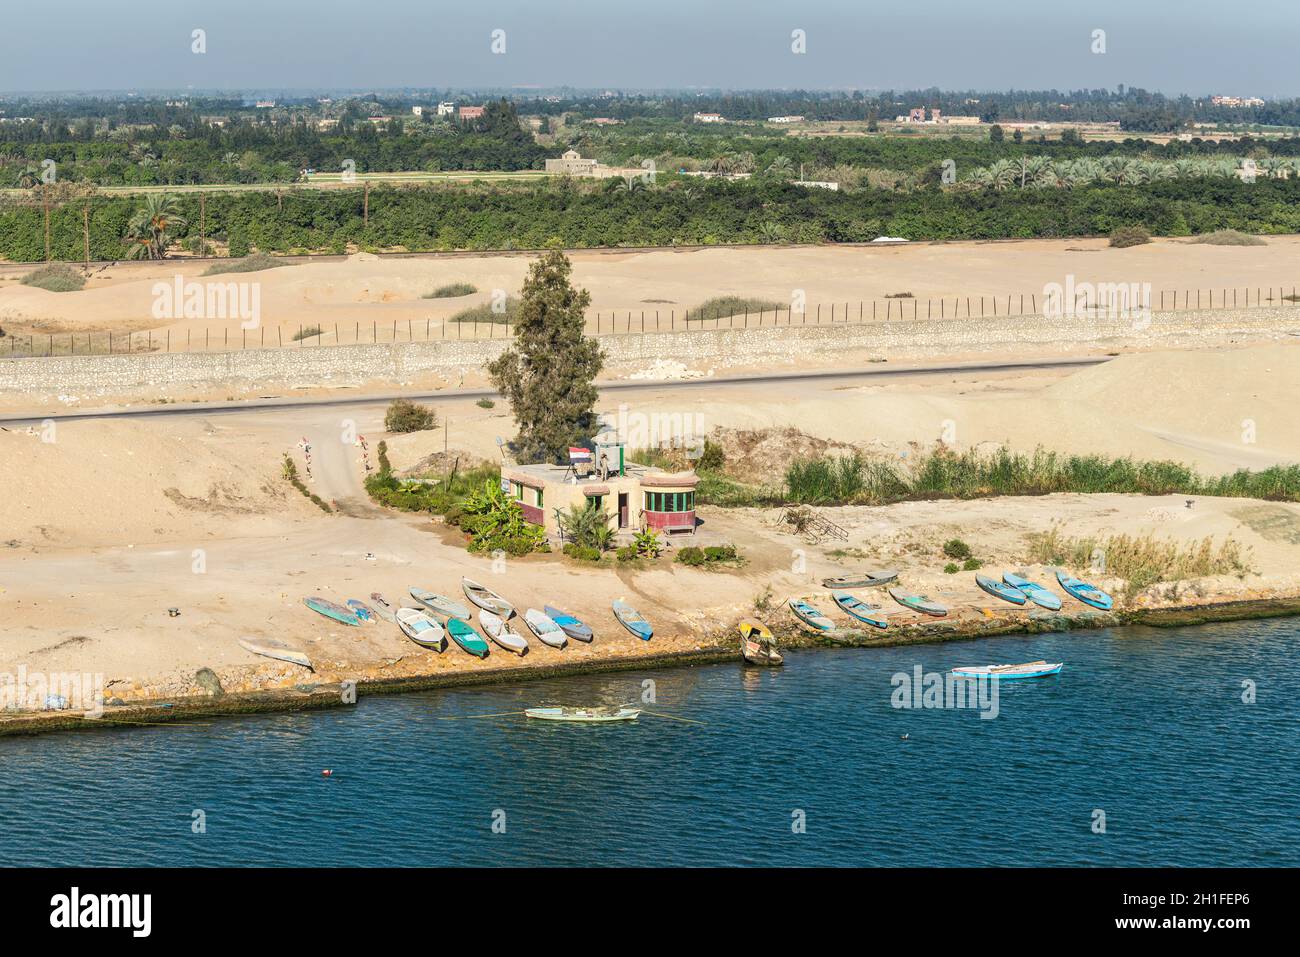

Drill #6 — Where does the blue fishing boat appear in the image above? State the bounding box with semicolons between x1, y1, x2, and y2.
346;599;377;623
831;590;889;629
1055;571;1114;610
1002;572;1062;611
789;598;835;632
544;605;594;643
612;600;653;641
975;574;1027;605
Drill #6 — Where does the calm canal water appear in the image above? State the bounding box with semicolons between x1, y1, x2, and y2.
1;620;1296;866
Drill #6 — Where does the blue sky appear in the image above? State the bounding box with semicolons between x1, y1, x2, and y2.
0;0;1293;95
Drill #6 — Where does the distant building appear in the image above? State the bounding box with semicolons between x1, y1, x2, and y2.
315;118;338;131
1211;95;1265;108
767;115;804;123
940;115;981;126
437;101;456;116
459;106;485;120
411;105;424;116
254;100;276;109
908;108;926;123
588;117;622;126
367;115;392;124
545;149;599;176
693;112;724;123
792;180;839;190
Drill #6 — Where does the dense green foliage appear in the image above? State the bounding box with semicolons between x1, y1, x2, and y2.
458;479;547;556
423;281;477;298
384;398;437;433
9;173;1300;262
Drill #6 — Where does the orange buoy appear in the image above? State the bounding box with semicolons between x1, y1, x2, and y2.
321;769;333;777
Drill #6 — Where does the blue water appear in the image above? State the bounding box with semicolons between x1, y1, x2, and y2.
1;620;1297;866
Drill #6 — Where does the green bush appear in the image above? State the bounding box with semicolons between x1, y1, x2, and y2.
944;562;960;574
962;557;983;570
20;263;85;292
201;252;285;275
476;398;496;409
449;296;521;325
460;479;546;556
563;542;602;561
688;295;783;321
703;544;738;562
1186;229;1266;246
695;439;726;473
1109;225;1151;248
676;546;706;566
292;325;323;341
385;398;437;433
942;539;972;560
616;545;638;562
423;281;478;298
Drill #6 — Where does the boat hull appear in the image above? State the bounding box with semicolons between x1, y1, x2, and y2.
1056;572;1113;610
303;596;361;626
887;588;948;617
975;575;1027;605
952;661;1063;680
1003;573;1063;611
525;708;640;722
832;591;889;628
788;599;834;632
543;605;594;642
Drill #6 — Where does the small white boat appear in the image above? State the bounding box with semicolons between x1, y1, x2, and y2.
410;587;471;621
238;636;313;671
524;609;567;649
951;660;1063;680
525;707;641;722
396;607;447;652
478;610;529;656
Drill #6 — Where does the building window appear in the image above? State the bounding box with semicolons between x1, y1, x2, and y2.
589;495;604;513
511;481;523;501
534;488;544;508
644;490;695;512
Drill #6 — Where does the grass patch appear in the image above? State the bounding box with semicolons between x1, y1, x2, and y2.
385;398;437;433
201;252;286;275
1109;225;1151;248
364;442;499;516
687;295;784;321
20;263;85;292
1025;525;1251;598
282;455;332;513
292;325;323;341
449;296;521;324
1186;229;1267;246
423;281;478;298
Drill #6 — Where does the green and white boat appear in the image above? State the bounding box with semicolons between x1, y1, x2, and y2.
524;706;641;722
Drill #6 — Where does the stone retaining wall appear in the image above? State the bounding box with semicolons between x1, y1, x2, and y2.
2;307;1296;396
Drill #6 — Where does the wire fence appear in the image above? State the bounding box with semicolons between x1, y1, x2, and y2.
3;284;1298;358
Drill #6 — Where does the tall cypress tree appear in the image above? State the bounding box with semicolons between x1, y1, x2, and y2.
488;250;605;464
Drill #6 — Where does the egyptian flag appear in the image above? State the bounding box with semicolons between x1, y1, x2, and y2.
569;447;593;464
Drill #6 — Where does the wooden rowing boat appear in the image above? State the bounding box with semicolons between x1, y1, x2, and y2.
446;617;490;659
788;598;834;632
1002;572;1062;611
975;574;1027;605
821;568;899;589
887;588;948;617
462;577;515;618
951;660;1063;680
831;590;890;629
525;707;641;722
396;607;447;652
612;599;652;641
1055;571;1113;610
238;636;313;670
409;587;471;621
738;619;783;665
543;605;594;643
479;609;529;656
303;596;361;626
524;609;568;649
368;592;398;623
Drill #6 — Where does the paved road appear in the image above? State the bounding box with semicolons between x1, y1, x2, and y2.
0;356;1107;427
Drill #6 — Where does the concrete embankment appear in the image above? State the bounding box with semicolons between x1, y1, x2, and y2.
2;306;1297;397
4;595;1296;738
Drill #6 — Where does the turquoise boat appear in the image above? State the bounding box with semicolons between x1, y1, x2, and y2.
887;588;948;617
1056;571;1113;610
1002;572;1062;611
544;605;594;643
346;599;377;623
612;600;652;641
446;617;490;659
975;574;1027;606
303;596;361;626
952;660;1063;680
831;591;889;629
789;598;834;632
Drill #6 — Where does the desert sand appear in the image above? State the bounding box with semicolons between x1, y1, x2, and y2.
4;237;1300;342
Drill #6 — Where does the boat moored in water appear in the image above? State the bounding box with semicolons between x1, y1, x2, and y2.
738;619;783;665
952;660;1063;680
525;706;641;722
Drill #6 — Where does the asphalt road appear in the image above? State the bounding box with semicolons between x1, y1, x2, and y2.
0;356;1108;427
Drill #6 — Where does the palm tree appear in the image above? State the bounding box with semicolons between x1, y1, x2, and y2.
758;221;786;244
123;193;187;260
767;155;795;179
12;166;43;189
614;173;648;193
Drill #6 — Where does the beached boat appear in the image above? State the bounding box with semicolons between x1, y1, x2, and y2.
611;600;653;641
462;578;515;618
368;592;398;623
479;610;529;655
952;660;1063;680
446;617;491;659
831;590;890;629
1002;572;1062;611
238;636;313;670
543;605;594;643
738;619;783;665
975;574;1027;606
821;569;899;589
788;598;835;632
409;587;471;621
887;588;948;617
525;706;641;722
524;609;568;649
303;596;361;626
396;607;447;652
1055;571;1114;610
345;598;377;623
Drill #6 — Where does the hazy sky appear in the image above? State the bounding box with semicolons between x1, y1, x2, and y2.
1;0;1294;96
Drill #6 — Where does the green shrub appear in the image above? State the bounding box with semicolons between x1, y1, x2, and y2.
423;281;478;298
476;398;496;409
688;295;783;321
944;562;960;574
460;479;546;556
563;542;602;562
385;398;437;433
616;545;638;562
942;539;972;560
20;263;85;292
676;546;706;566
695;439;726;473
1186;229;1266;246
633;527;664;558
449;296;521;325
703;544;738;562
962;557;983;570
1109;226;1151;248
292;325;323;341
202;251;285;275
